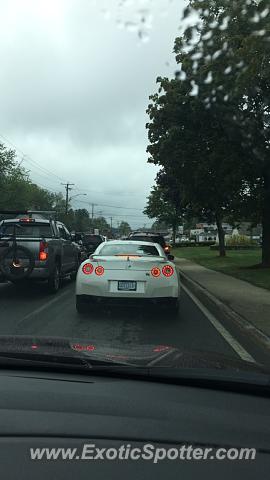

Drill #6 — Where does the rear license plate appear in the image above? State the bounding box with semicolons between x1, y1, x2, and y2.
118;281;137;291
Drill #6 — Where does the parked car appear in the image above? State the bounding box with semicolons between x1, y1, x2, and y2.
0;211;80;293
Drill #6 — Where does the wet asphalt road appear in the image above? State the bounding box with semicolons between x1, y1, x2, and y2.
0;277;256;363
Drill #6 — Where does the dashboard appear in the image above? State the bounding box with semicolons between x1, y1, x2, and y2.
0;368;269;479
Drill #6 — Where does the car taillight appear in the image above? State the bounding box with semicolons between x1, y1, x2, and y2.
162;265;174;277
82;263;94;275
39;241;48;261
151;267;161;277
95;266;104;276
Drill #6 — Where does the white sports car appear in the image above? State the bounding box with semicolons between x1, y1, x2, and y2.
76;240;180;315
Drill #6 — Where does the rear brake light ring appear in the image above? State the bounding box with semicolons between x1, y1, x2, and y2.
151;267;161;277
82;263;94;275
95;266;105;276
162;265;174;277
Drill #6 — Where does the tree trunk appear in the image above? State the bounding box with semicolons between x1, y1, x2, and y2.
261;168;270;267
172;223;177;245
215;212;226;257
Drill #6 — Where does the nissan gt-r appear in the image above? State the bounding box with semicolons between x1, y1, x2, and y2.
75;240;180;315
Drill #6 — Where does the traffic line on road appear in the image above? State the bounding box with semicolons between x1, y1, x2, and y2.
15;289;72;329
182;284;256;364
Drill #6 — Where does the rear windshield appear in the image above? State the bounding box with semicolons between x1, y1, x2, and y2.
129;236;166;247
97;244;160;257
1;223;53;238
83;235;102;245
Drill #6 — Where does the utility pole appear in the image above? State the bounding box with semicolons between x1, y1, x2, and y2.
62;183;75;214
91;203;96;220
110;217;113;236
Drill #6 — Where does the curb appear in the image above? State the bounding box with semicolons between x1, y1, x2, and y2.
177;266;270;354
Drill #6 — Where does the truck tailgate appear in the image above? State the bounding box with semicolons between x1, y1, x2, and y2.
0;238;42;261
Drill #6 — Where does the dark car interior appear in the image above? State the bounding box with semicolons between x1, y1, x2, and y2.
0;366;269;479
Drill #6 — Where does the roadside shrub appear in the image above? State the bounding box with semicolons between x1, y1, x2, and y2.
210;245;260;251
226;235;256;246
174;241;215;248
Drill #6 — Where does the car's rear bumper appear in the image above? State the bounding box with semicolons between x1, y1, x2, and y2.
76;275;179;298
76;294;179;309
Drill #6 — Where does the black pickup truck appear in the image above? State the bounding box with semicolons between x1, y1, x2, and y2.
0;212;81;293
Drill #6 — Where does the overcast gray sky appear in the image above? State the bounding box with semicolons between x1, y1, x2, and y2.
0;0;186;228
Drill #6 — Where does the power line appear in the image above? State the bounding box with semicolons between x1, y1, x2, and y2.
71;202;146;218
22;156;65;183
99;203;142;211
0;131;148;212
74;199;143;211
22;166;64;187
0;132;67;183
33;181;60;193
74;187;142;197
99;213;147;218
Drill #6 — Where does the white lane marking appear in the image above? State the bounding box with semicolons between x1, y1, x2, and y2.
182;284;256;364
16;289;71;326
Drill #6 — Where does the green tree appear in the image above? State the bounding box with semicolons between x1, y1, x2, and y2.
73;209;91;232
144;172;184;244
177;0;270;264
146;75;246;255
151;220;170;232
92;216;110;235
0;142;69;222
118;221;131;236
146;0;270;259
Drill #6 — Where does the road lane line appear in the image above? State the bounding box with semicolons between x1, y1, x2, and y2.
16;289;72;327
182;284;256;364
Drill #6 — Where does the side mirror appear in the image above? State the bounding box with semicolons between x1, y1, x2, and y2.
167;254;175;261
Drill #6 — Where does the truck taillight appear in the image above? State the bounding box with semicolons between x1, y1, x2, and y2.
19;218;35;223
39;241;48;261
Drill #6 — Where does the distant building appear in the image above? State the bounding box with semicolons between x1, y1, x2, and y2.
190;222;233;243
232;223;262;240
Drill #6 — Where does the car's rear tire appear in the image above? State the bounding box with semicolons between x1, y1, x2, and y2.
47;263;61;294
70;271;76;281
70;258;80;281
76;295;87;314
